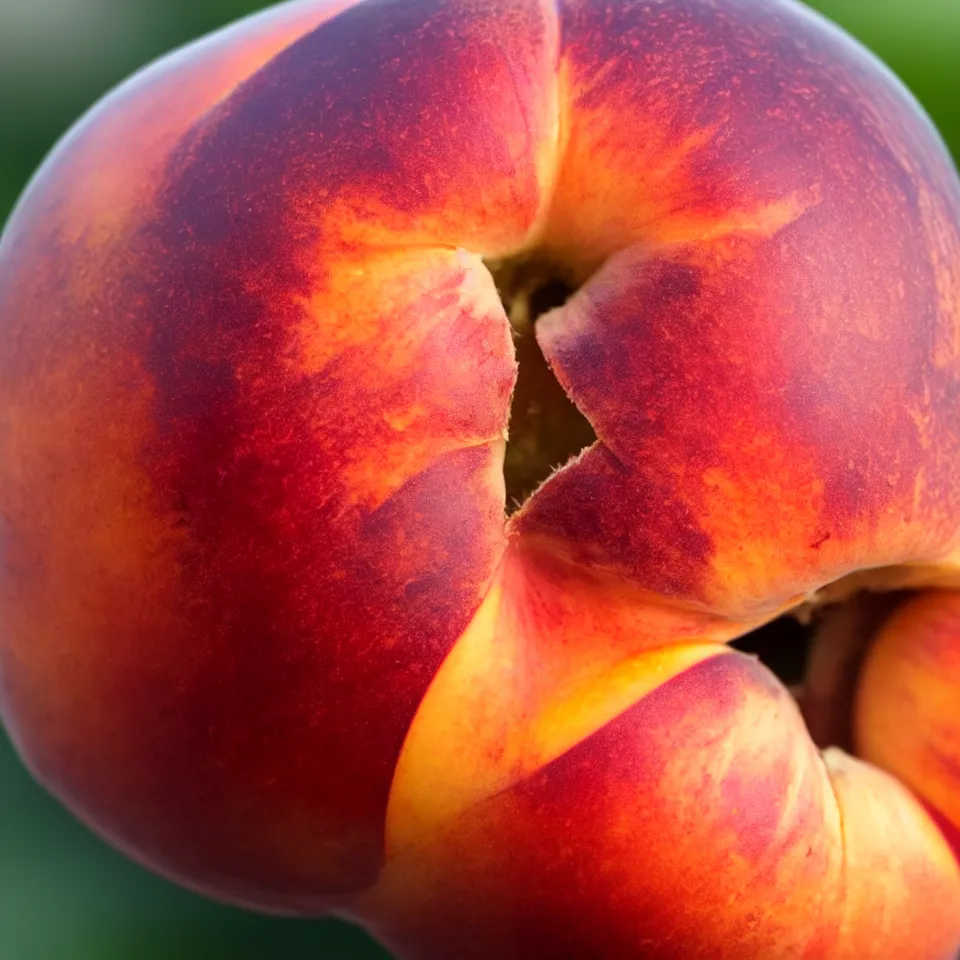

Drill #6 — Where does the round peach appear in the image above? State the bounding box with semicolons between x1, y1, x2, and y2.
0;0;959;955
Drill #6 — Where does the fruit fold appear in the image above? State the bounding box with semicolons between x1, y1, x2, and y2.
371;542;960;958
1;0;960;956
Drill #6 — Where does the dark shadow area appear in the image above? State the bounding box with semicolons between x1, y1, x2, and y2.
730;614;812;687
500;276;596;512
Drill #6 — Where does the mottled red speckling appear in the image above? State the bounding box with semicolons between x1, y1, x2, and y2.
1;0;960;954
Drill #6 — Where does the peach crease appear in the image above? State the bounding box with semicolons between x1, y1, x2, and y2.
0;0;959;956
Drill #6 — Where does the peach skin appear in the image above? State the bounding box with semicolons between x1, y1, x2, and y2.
0;0;959;957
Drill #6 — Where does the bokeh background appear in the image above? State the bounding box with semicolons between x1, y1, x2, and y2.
0;0;958;957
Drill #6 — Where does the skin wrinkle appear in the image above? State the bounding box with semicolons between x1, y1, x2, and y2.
1;0;960;956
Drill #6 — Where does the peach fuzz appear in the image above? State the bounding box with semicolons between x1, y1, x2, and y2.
0;0;958;958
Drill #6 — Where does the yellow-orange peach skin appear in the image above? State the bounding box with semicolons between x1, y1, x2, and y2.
0;0;959;957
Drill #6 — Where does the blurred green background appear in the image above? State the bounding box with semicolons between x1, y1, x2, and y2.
0;1;958;957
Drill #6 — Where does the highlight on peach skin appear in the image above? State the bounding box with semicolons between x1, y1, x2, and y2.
1;0;959;956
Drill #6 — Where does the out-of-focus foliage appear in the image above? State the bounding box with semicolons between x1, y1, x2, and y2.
0;0;957;957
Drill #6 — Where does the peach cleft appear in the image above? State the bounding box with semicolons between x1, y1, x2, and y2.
1;0;960;957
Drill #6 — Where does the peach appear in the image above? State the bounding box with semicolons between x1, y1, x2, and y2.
0;0;959;956
855;591;960;860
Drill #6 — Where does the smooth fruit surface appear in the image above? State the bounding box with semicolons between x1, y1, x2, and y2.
1;0;959;956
